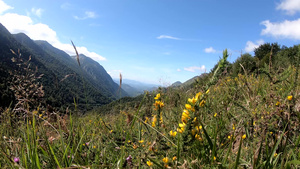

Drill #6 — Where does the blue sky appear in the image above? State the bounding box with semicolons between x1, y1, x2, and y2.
0;0;300;85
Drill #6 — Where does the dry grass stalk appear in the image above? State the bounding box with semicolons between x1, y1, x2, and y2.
71;40;81;66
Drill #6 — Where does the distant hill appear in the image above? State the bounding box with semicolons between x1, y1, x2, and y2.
113;78;159;96
0;23;127;110
171;81;182;87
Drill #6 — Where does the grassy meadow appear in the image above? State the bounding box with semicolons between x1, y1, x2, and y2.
0;48;299;169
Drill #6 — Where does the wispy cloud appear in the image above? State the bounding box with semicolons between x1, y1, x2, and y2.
177;68;181;72
157;35;180;40
261;19;300;40
184;65;206;72
204;47;216;53
0;12;106;61
60;3;72;10
0;0;13;14
244;39;264;52
74;11;97;20
31;8;43;18
276;0;300;15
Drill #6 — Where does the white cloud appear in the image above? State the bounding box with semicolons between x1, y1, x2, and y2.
244;39;264;53
0;0;13;14
0;12;106;61
31;8;43;18
74;11;97;20
277;0;300;15
261;19;300;40
177;68;181;72
61;3;72;10
157;35;180;40
204;47;216;53
184;65;206;72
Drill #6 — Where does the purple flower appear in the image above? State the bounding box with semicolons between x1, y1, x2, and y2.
126;155;132;165
14;157;20;163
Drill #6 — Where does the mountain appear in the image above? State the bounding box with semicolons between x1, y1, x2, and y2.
171;81;182;87
0;23;126;110
114;78;159;96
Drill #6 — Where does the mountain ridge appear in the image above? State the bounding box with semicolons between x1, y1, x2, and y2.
0;23;127;110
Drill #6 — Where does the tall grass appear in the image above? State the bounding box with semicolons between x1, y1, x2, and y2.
0;48;299;168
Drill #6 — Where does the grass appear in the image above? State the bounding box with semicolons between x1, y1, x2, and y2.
0;49;299;168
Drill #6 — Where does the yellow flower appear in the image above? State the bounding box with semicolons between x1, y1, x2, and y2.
185;104;192;110
228;135;231;139
214;113;217;117
191;129;196;136
172;156;177;161
152;115;157;127
162;157;169;163
287;95;293;101
144;117;149;123
213;156;216;161
147;160;153;166
93;146;96;149
177;128;184;133
195;134;202;141
169;130;177;137
206;89;210;94
139;140;144;143
154;93;161;100
276;101;280;106
132;144;138;149
195;92;202;99
242;134;246;139
199;100;206;107
188;97;196;104
274;153;278;157
232;124;235;130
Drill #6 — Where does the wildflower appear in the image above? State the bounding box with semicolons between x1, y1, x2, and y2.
162;157;169;163
13;157;20;163
191;129;196;136
199;100;206;107
39;114;42;118
206;89;210;94
195;92;202;99
232;124;235;130
126;155;132;166
169;130;177;137
154;93;161;100
132;144;138;149
270;132;273;135
253;121;256;126
181;109;190;123
195;134;202;141
85;142;89;146
188;97;196;104
93;146;96;149
172;156;177;161
214;156;216;161
145;117;149;123
274;153;278;157
276;101;280;106
139;140;144;143
185;104;192;110
214;113;217;117
110;130;113;133
147;160;153;166
152;115;157;127
242;134;246;139
228;135;231;139
287;95;293;101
